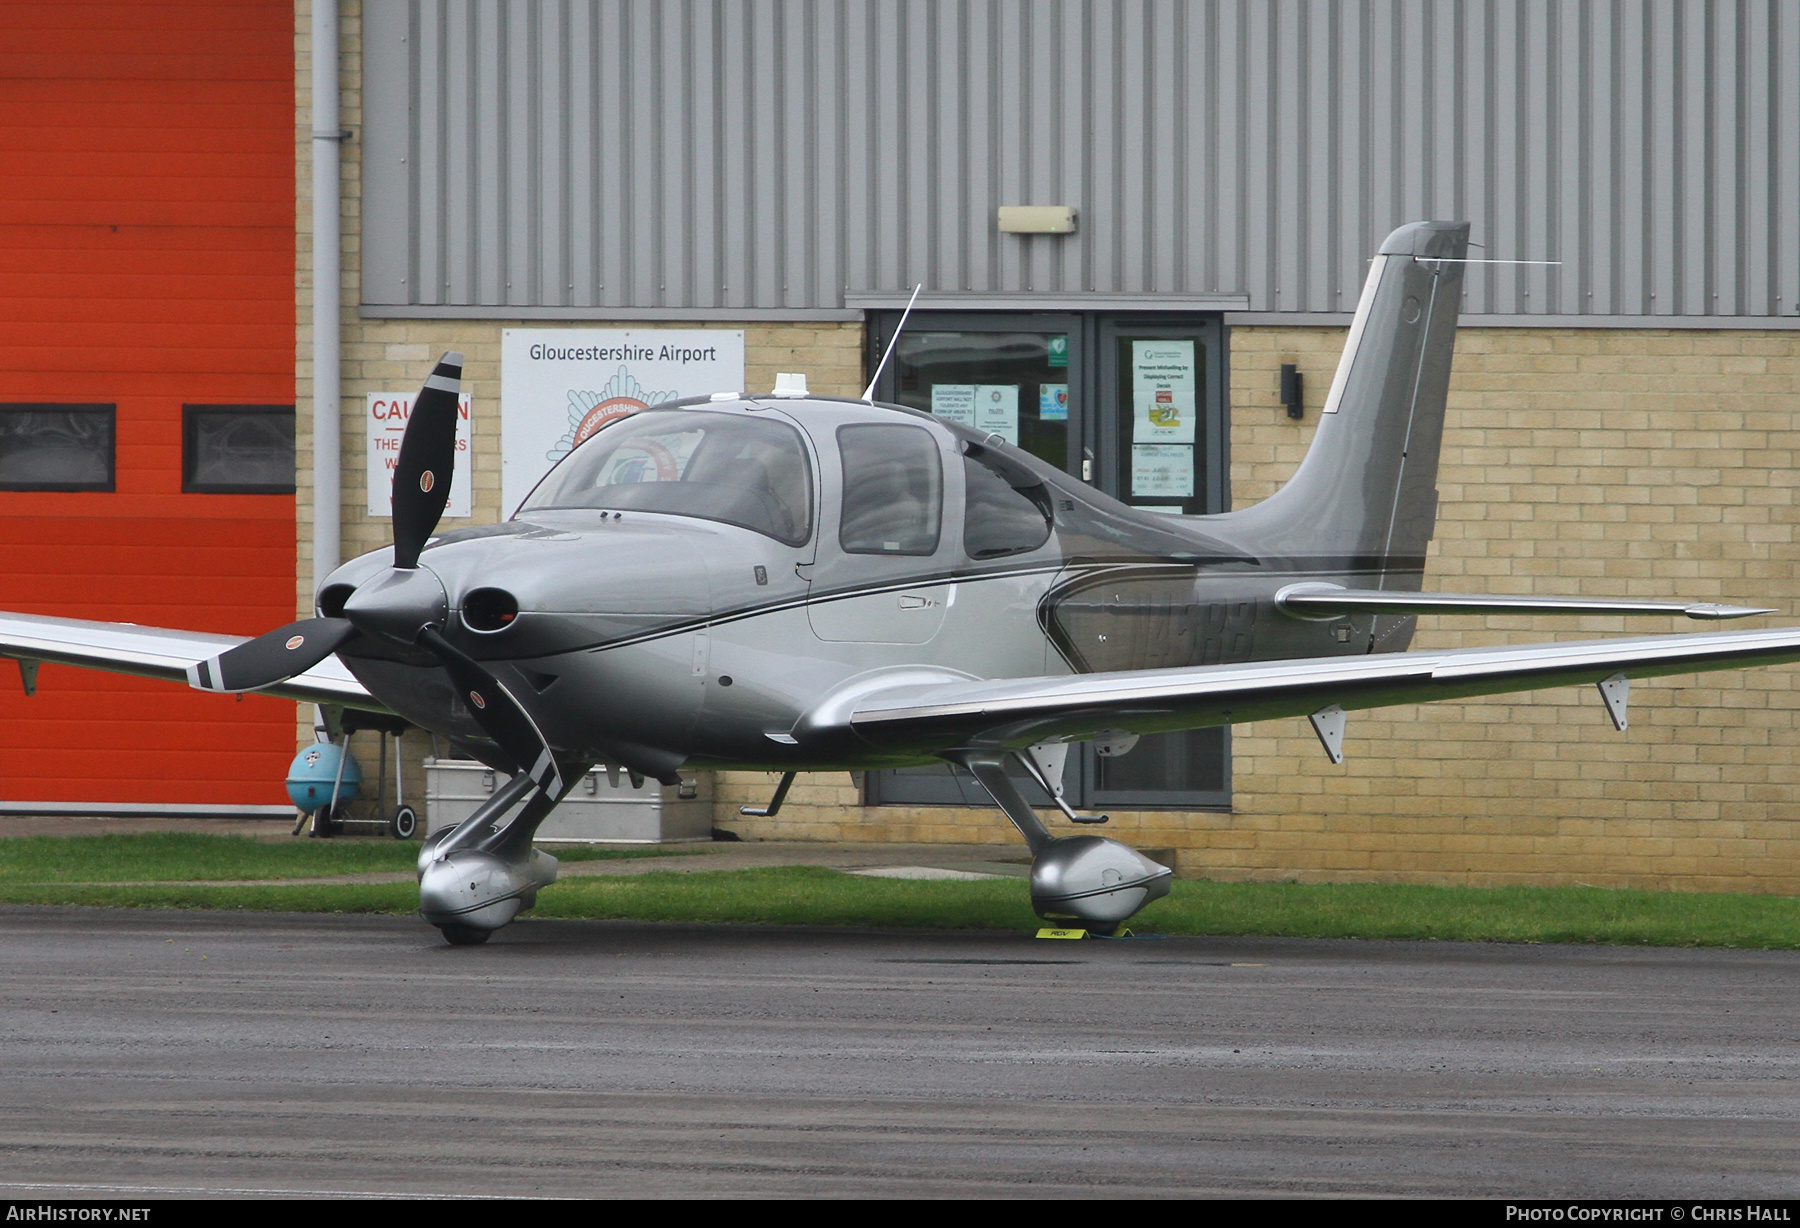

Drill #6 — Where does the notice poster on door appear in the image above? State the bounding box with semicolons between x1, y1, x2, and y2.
930;384;977;427
1131;340;1198;443
500;329;744;516
1039;383;1069;421
1131;443;1195;499
974;384;1019;444
367;392;473;518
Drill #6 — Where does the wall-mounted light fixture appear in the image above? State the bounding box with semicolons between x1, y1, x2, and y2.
1280;363;1304;419
998;205;1078;234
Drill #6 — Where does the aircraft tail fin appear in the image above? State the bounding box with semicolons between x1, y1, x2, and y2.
1214;221;1469;588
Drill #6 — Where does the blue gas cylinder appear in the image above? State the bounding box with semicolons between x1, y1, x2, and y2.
286;742;363;814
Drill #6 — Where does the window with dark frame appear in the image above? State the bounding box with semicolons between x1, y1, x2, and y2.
961;443;1053;559
0;405;116;491
837;423;943;556
182;405;296;494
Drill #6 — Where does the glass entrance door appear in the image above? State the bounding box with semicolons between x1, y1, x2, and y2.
1097;317;1227;517
864;309;1229;812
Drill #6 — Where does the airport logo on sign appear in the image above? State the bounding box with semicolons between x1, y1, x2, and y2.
548;367;678;462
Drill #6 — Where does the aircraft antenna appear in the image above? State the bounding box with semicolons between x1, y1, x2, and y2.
861;283;923;402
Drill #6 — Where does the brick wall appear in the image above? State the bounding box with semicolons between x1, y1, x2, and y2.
1218;325;1800;892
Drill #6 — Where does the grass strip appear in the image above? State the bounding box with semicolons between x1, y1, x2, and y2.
0;881;419;914
1150;876;1800;949
3;864;1798;949
542;843;711;865
0;832;705;883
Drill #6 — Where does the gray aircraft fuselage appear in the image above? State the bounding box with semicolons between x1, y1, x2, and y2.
323;397;1418;781
325;222;1470;788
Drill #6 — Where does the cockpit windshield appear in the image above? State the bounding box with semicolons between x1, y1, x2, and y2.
518;409;813;545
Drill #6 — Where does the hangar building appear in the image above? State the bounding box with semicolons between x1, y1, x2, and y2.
17;1;1797;893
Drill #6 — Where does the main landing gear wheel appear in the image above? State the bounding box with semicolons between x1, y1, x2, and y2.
438;923;491;946
389;805;418;840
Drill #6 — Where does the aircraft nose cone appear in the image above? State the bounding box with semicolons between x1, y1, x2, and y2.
342;566;449;644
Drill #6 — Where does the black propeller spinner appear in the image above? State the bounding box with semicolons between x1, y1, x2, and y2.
186;352;565;800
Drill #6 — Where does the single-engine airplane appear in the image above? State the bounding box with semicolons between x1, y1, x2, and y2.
6;220;1800;945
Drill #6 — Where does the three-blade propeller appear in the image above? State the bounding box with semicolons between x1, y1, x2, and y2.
186;352;565;799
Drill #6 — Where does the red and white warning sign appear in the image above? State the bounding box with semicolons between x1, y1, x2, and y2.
366;391;473;519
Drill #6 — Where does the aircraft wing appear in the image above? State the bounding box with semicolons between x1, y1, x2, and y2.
844;626;1800;755
0;609;378;709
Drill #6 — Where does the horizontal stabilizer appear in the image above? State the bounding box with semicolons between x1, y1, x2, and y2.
1275;584;1775;622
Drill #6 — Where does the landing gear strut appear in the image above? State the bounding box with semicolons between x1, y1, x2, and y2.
945;749;1173;929
415;765;575;944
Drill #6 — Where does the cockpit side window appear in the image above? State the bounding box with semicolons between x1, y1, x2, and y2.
962;442;1053;558
519;410;813;546
836;423;943;556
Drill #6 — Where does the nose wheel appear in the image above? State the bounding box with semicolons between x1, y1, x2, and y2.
437;923;491;946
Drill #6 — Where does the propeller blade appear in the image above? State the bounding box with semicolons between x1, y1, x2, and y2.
187;617;356;694
417;626;565;799
391;351;464;570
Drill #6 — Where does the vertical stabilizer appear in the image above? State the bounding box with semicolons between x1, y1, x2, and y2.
1212;221;1469;586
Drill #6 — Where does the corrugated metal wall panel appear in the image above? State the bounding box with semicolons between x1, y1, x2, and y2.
361;0;1799;319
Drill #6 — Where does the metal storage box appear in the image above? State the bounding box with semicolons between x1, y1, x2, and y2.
424;758;712;843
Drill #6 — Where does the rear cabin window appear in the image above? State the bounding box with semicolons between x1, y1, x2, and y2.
836;423;942;556
520;409;813;546
962;443;1053;558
